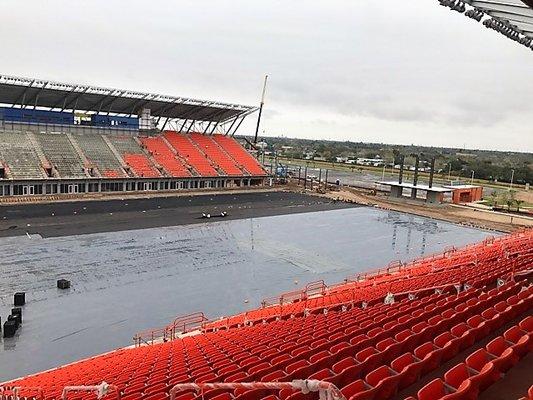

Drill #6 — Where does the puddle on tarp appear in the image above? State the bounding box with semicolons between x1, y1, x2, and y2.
0;207;496;381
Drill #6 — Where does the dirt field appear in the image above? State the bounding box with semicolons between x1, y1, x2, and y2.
303;184;533;233
516;190;533;204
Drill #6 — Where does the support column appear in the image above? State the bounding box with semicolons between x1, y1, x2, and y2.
390;185;403;198
411;155;420;199
426;191;441;204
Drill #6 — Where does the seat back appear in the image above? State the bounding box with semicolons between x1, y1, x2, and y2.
486;336;508;357
465;348;490;372
444;363;470;390
418;378;446;400
391;353;414;373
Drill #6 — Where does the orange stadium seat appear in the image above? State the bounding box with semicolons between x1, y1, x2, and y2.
2;230;532;400
211;134;266;176
123;153;161;178
163;131;219;177
189;133;244;176
140;137;191;178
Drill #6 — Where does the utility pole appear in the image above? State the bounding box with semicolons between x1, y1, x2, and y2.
411;154;420;200
253;75;268;144
429;157;436;188
470;170;475;185
510;169;515;190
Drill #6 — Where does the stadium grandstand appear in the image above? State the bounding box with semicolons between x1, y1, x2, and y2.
0;230;532;400
0;75;268;198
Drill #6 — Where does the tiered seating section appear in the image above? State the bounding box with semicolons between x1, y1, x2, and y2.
123;154;162;178
108;136;162;178
36;133;87;179
140;137;191;178
0;131;266;181
1;230;532;400
164;132;219;177
74;134;126;178
205;233;531;331
0;132;46;179
212;134;266;175
190;133;244;176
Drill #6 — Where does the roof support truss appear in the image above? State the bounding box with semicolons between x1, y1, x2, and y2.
0;74;258;123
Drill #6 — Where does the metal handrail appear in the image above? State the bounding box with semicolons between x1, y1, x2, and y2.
0;386;44;400
133;312;208;346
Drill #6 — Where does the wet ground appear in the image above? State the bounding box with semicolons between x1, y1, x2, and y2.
0;191;354;238
0;198;496;382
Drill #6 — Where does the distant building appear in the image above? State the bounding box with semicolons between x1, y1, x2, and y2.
256;141;268;149
443;184;483;204
356;158;385;167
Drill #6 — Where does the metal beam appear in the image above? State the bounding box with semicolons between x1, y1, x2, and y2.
48;85;80;110
230;115;246;136
160;117;170;132
224;116;239;136
11;79;35;108
490;12;533;28
468;0;533;17
61;87;90;112
125;94;155;116
179;119;188;132
185;119;195;134
25;81;49;109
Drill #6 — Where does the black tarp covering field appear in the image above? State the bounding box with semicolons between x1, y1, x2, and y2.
0;205;494;381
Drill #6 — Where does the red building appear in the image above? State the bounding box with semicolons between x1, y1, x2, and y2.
445;185;484;204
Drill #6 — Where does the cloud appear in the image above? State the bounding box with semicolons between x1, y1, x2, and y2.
0;0;532;151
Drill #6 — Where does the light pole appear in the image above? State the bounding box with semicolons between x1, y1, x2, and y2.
471;170;475;185
448;163;452;183
510;169;515;190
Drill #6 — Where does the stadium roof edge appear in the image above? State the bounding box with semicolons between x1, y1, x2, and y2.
0;74;258;124
442;0;533;46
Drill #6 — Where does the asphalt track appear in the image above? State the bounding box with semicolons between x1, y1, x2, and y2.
0;191;357;238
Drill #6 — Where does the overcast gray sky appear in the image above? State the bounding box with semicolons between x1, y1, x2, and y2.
2;0;532;152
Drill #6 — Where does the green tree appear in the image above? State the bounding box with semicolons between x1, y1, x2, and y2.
489;191;497;207
506;190;516;212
